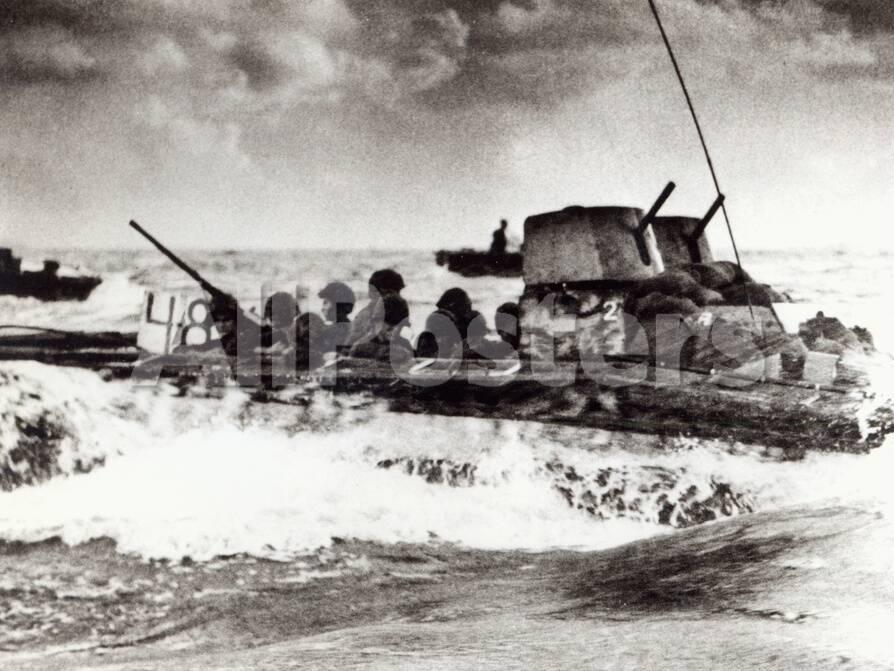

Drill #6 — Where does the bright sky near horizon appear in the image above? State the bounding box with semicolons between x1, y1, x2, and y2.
1;0;893;251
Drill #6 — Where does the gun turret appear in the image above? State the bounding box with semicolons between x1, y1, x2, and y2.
128;220;248;346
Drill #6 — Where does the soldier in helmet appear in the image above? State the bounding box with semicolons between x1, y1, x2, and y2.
348;268;406;347
349;294;413;365
262;291;299;351
414;287;488;360
318;280;355;356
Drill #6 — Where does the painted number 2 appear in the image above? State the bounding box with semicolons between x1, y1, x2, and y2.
603;300;620;322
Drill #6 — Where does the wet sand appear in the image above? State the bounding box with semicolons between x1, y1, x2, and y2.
2;503;892;670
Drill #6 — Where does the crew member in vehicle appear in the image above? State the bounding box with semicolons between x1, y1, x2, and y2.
489;219;509;255
348;269;406;346
318;281;355;355
349;294;413;364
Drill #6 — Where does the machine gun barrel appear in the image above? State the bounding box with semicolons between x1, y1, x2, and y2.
128;220;226;299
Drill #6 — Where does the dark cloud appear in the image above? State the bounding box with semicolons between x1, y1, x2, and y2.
344;0;892;109
0;0;142;37
0;2;105;85
0;0;222;45
814;34;894;80
0;0;201;85
817;0;894;33
228;39;289;92
1;0;892;100
335;0;650;108
712;0;894;34
718;0;893;81
0;24;99;84
348;0;644;56
389;9;470;92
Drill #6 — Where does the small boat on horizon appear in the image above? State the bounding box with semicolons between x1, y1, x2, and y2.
0;248;102;301
435;218;524;278
434;248;523;278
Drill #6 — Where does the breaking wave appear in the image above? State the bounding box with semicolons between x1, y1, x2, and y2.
0;362;141;490
0;272;145;334
0;361;890;562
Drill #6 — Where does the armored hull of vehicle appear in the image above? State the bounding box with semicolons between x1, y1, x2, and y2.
2;341;886;454
3;207;892;455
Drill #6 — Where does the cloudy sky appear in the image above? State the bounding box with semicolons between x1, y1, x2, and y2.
1;0;892;251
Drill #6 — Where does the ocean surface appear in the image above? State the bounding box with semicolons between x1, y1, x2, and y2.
1;247;893;668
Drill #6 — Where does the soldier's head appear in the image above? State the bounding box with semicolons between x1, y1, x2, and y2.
368;269;405;299
318;281;355;323
436;287;472;321
500;219;508;230
264;292;298;331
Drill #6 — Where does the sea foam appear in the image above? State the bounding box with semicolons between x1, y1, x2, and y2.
0;362;889;561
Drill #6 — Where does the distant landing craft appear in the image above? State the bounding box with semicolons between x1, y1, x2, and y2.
434;248;523;278
0;248;101;301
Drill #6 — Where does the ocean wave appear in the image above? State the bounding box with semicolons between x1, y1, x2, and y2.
0;362;140;490
376;456;756;528
0;362;890;562
0;272;144;334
